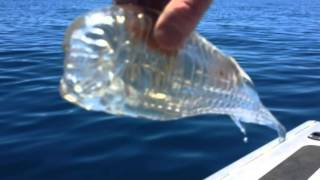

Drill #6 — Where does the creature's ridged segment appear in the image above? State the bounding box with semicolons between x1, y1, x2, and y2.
61;5;286;141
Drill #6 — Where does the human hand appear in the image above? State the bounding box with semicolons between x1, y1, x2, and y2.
114;0;212;50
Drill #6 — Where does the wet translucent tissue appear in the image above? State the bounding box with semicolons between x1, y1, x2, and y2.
60;5;286;142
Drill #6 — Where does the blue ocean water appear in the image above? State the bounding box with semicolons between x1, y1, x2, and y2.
0;0;319;179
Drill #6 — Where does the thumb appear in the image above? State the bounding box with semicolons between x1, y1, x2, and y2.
154;0;212;50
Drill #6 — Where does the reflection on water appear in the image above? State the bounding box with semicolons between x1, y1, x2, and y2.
0;0;319;179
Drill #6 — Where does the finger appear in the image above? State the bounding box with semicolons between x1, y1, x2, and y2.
114;0;169;11
154;0;212;50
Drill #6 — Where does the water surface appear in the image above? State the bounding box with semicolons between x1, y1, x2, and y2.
0;0;320;179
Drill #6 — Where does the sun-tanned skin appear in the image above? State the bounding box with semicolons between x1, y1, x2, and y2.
114;0;213;51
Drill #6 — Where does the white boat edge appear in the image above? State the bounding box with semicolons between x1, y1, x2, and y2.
205;120;320;180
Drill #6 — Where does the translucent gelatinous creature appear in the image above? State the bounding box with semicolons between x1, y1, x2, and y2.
60;5;286;141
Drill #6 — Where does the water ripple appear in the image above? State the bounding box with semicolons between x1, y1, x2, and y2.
0;0;320;179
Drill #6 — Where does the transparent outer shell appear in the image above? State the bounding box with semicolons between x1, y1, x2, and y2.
60;5;286;141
